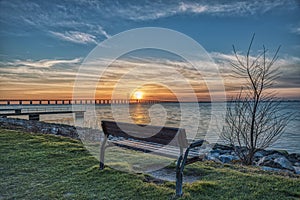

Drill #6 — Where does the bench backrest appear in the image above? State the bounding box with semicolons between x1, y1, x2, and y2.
101;120;188;148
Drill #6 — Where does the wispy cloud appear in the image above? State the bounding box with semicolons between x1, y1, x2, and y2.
1;0;296;34
96;26;111;39
0;1;111;44
1;52;299;99
291;27;300;35
210;52;300;91
108;0;296;21
177;0;291;16
4;58;82;68
49;31;98;45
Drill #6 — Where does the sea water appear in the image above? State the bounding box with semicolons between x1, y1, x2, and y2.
5;102;300;153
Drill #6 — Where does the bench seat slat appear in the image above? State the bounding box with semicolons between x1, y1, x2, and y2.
112;140;181;158
102;120;188;148
109;137;201;158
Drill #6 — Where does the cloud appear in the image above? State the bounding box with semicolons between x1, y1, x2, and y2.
177;0;291;16
291;27;300;35
97;26;111;39
49;31;98;44
1;52;299;100
9;58;81;68
210;52;300;90
1;1;296;30
0;1;111;44
108;0;296;21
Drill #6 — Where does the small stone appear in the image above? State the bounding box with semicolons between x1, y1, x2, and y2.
261;166;293;174
212;143;233;151
294;162;300;167
219;155;238;163
254;151;266;158
206;151;220;161
261;166;282;172
205;155;222;163
218;150;232;155
197;146;212;155
51;127;58;134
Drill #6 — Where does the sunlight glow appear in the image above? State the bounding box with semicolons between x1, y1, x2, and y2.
134;91;143;100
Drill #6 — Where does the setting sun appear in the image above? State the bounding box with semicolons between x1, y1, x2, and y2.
134;91;143;100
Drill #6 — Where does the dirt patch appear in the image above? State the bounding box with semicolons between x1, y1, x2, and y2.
147;168;200;183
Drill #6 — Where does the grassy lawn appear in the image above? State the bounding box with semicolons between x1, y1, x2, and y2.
0;128;299;200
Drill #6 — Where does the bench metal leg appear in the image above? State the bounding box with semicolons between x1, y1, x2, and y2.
99;135;108;170
175;146;194;197
176;170;183;196
175;155;183;197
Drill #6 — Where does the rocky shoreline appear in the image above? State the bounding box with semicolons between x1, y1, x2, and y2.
196;143;300;174
1;117;299;174
0;117;80;139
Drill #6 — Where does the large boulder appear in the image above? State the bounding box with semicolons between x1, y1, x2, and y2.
257;153;294;172
287;153;300;164
293;166;300;175
273;156;295;171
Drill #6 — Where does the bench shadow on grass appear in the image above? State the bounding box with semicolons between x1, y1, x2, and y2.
86;144;206;183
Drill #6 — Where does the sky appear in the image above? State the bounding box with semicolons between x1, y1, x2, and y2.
0;0;299;101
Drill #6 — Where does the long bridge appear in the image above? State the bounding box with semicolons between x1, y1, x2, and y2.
0;99;161;106
0;99;176;121
0;99;161;121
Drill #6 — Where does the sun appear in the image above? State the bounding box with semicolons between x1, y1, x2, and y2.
134;91;143;100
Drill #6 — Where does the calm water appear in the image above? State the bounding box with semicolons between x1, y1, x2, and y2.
5;102;300;153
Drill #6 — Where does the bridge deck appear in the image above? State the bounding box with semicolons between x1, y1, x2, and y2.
0;110;84;117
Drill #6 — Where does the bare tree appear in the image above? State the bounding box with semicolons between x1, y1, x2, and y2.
221;34;292;165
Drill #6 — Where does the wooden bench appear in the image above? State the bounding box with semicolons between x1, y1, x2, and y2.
99;120;205;197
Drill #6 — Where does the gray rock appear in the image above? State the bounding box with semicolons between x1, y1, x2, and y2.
218;150;232;155
254;151;266;158
219;154;239;163
261;166;283;172
257;153;294;172
259;160;283;169
265;150;288;157
274;156;294;171
205;155;222;163
293;166;300;174
287;153;300;164
51;127;58;134
261;166;293;174
206;150;220;161
294;162;300;167
197;146;213;155
0;117;80;139
212;143;233;151
210;150;220;154
257;153;282;166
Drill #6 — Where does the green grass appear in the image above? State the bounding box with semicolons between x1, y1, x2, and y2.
0;128;299;200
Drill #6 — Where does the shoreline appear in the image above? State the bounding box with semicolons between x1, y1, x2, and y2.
0;117;299;174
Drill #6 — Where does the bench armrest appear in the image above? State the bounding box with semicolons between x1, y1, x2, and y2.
189;140;205;149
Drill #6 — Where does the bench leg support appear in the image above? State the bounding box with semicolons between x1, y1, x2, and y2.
175;155;184;197
99;135;108;170
175;146;194;197
176;170;183;197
